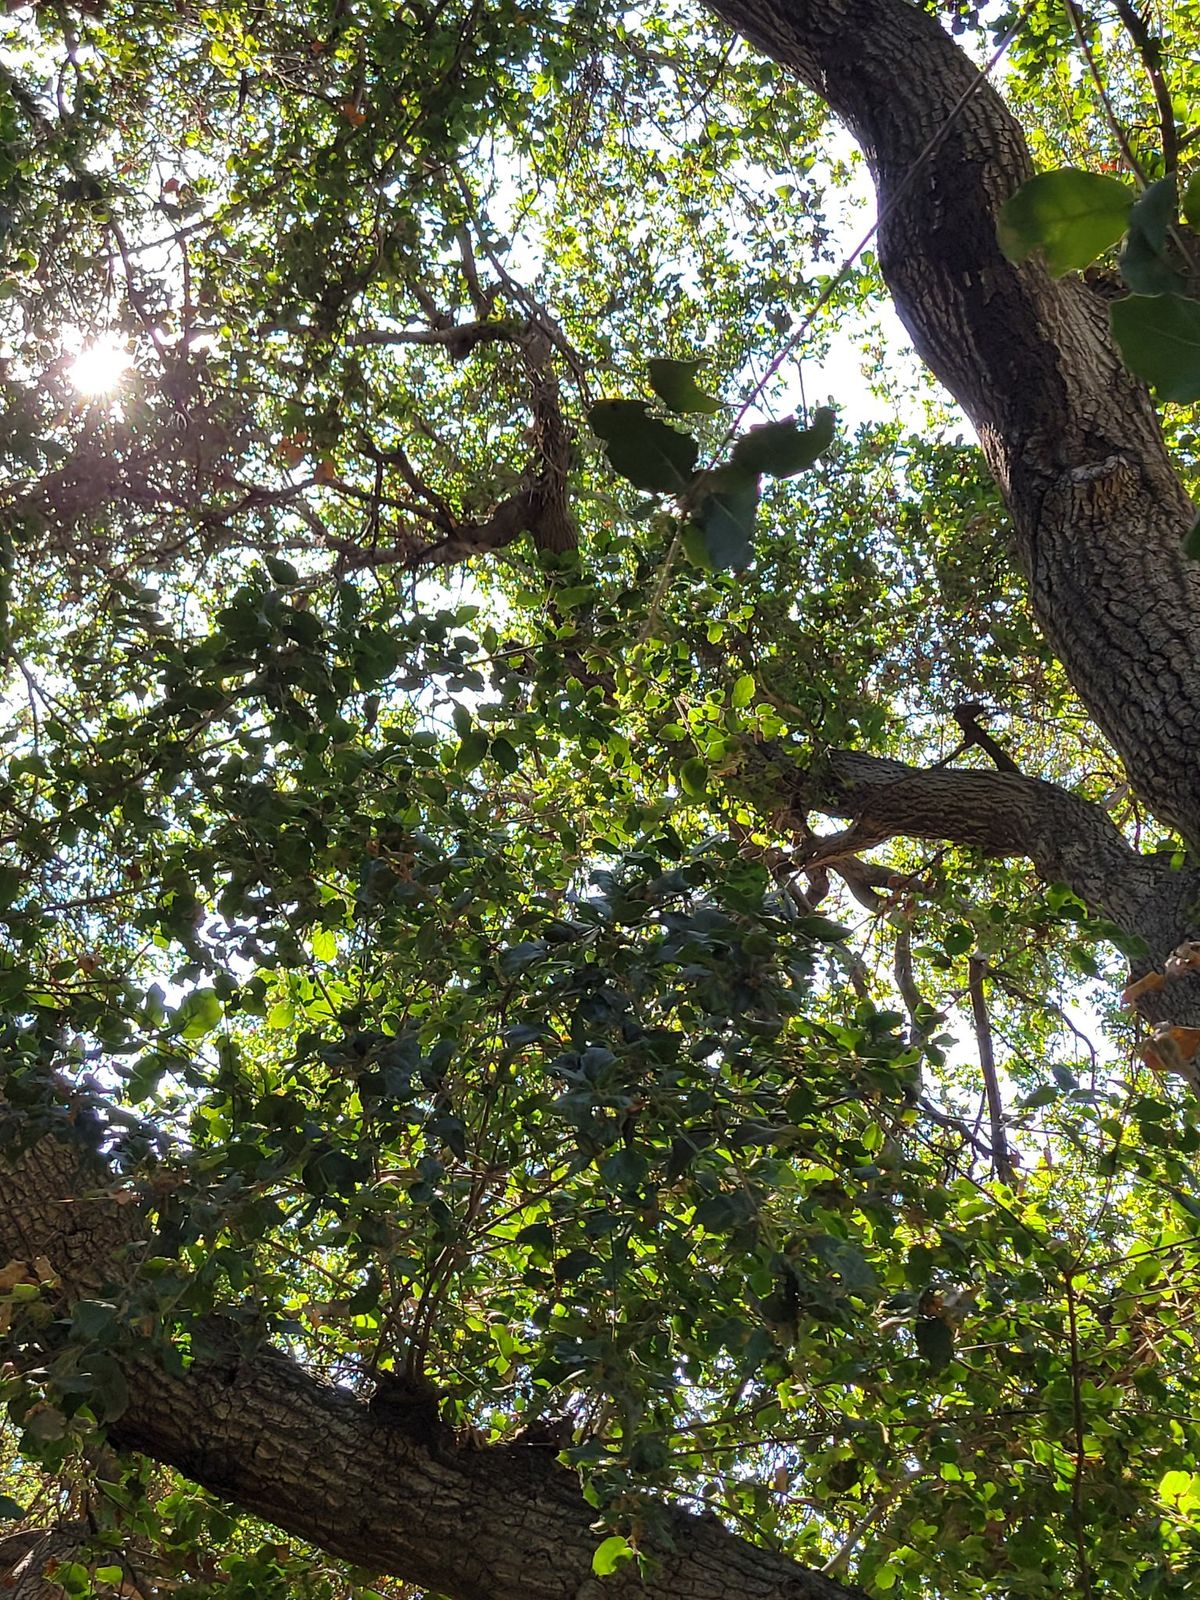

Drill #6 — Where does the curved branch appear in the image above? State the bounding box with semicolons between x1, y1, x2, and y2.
771;746;1190;943
705;0;1200;847
0;1110;866;1600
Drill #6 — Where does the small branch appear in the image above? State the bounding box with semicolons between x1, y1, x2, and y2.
968;953;1015;1185
1110;0;1178;172
1063;0;1150;184
1064;1267;1097;1600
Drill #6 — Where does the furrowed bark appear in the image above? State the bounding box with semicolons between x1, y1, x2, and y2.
705;0;1200;849
0;1110;866;1600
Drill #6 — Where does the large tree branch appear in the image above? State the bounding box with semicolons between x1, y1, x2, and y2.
705;0;1200;848
770;746;1196;951
0;1111;865;1600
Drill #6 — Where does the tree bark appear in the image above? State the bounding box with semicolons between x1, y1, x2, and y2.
705;0;1200;850
771;746;1192;941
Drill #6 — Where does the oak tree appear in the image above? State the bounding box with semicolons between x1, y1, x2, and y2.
1;0;1199;1597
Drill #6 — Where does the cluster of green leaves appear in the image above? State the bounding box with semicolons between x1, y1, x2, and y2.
588;358;835;570
2;0;1200;1598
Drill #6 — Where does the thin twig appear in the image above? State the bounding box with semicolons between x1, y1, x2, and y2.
1063;0;1150;184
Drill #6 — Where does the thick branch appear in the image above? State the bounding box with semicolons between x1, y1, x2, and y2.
0;1110;865;1600
775;746;1192;945
706;0;1200;847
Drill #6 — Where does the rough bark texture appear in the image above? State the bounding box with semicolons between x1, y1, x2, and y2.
778;747;1192;942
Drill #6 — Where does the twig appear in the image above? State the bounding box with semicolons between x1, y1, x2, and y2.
1063;0;1150;185
1110;0;1178;172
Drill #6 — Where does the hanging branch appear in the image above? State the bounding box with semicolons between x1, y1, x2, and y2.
967;952;1015;1185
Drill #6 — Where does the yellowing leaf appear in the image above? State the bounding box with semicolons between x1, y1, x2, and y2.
592;1535;634;1576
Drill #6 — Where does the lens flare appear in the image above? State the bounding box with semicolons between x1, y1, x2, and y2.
68;334;132;396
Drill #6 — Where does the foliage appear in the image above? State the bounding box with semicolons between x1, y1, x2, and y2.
0;0;1199;1598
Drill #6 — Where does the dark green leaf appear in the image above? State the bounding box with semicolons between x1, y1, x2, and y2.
646;357;723;414
730;407;835;476
1127;175;1177;253
265;555;299;586
1121;177;1184;295
915;1316;954;1372
793;914;850;942
498;940;547;977
679;757;708;797
690;464;759;571
588;399;700;493
1110;293;1200;401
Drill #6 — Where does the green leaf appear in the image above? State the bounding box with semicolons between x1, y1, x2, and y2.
456;729;489;770
592;1535;634;1576
491;737;520;774
588;399;699;493
1120;176;1185;295
0;1493;26;1521
175;987;222;1039
998;169;1133;275
1128;174;1177;253
915;1316;954;1372
679;757;709;797
943;923;974;957
1110;293;1200;402
730;673;756;708
730;407;836;476
793;914;850;942
1183;171;1200;229
646;357;723;414
265;555;299;586
1022;1083;1058;1109
498;940;547;977
601;1146;649;1188
70;1299;120;1341
1120;228;1186;296
690;464;759;571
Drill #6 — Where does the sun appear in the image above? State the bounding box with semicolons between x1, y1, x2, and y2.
68;333;132;396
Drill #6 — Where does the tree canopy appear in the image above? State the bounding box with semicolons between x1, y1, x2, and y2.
1;0;1200;1597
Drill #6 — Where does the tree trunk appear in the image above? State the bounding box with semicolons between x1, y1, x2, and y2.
706;0;1200;849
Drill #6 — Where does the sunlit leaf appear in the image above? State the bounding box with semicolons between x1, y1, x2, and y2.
998;169;1133;275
